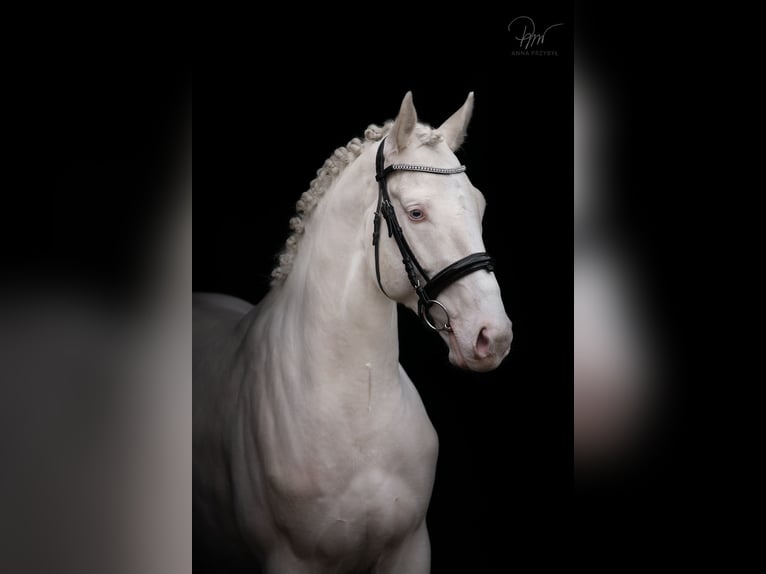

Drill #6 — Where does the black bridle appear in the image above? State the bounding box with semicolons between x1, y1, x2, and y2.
373;138;496;331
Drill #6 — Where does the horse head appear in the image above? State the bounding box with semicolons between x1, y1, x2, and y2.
374;92;513;372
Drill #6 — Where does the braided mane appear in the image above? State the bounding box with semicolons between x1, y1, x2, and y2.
270;121;444;285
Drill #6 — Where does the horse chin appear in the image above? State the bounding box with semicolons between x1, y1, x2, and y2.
444;329;509;373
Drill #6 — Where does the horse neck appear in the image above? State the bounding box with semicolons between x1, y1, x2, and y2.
262;147;401;402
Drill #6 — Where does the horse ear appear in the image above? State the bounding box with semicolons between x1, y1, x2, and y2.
389;91;418;153
439;92;474;151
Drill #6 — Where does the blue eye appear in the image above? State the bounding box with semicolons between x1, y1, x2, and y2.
408;208;425;221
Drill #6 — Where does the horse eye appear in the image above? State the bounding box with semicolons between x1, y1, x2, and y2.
408;209;425;221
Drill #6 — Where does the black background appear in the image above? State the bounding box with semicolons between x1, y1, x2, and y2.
195;8;572;571
0;6;571;572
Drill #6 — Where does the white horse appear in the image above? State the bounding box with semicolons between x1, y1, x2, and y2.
194;92;513;573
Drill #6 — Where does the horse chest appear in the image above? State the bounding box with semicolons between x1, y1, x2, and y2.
264;413;438;562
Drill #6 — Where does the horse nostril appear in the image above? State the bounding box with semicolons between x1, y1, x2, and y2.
475;327;491;359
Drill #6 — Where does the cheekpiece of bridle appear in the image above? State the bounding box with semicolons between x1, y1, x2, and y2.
373;138;496;332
